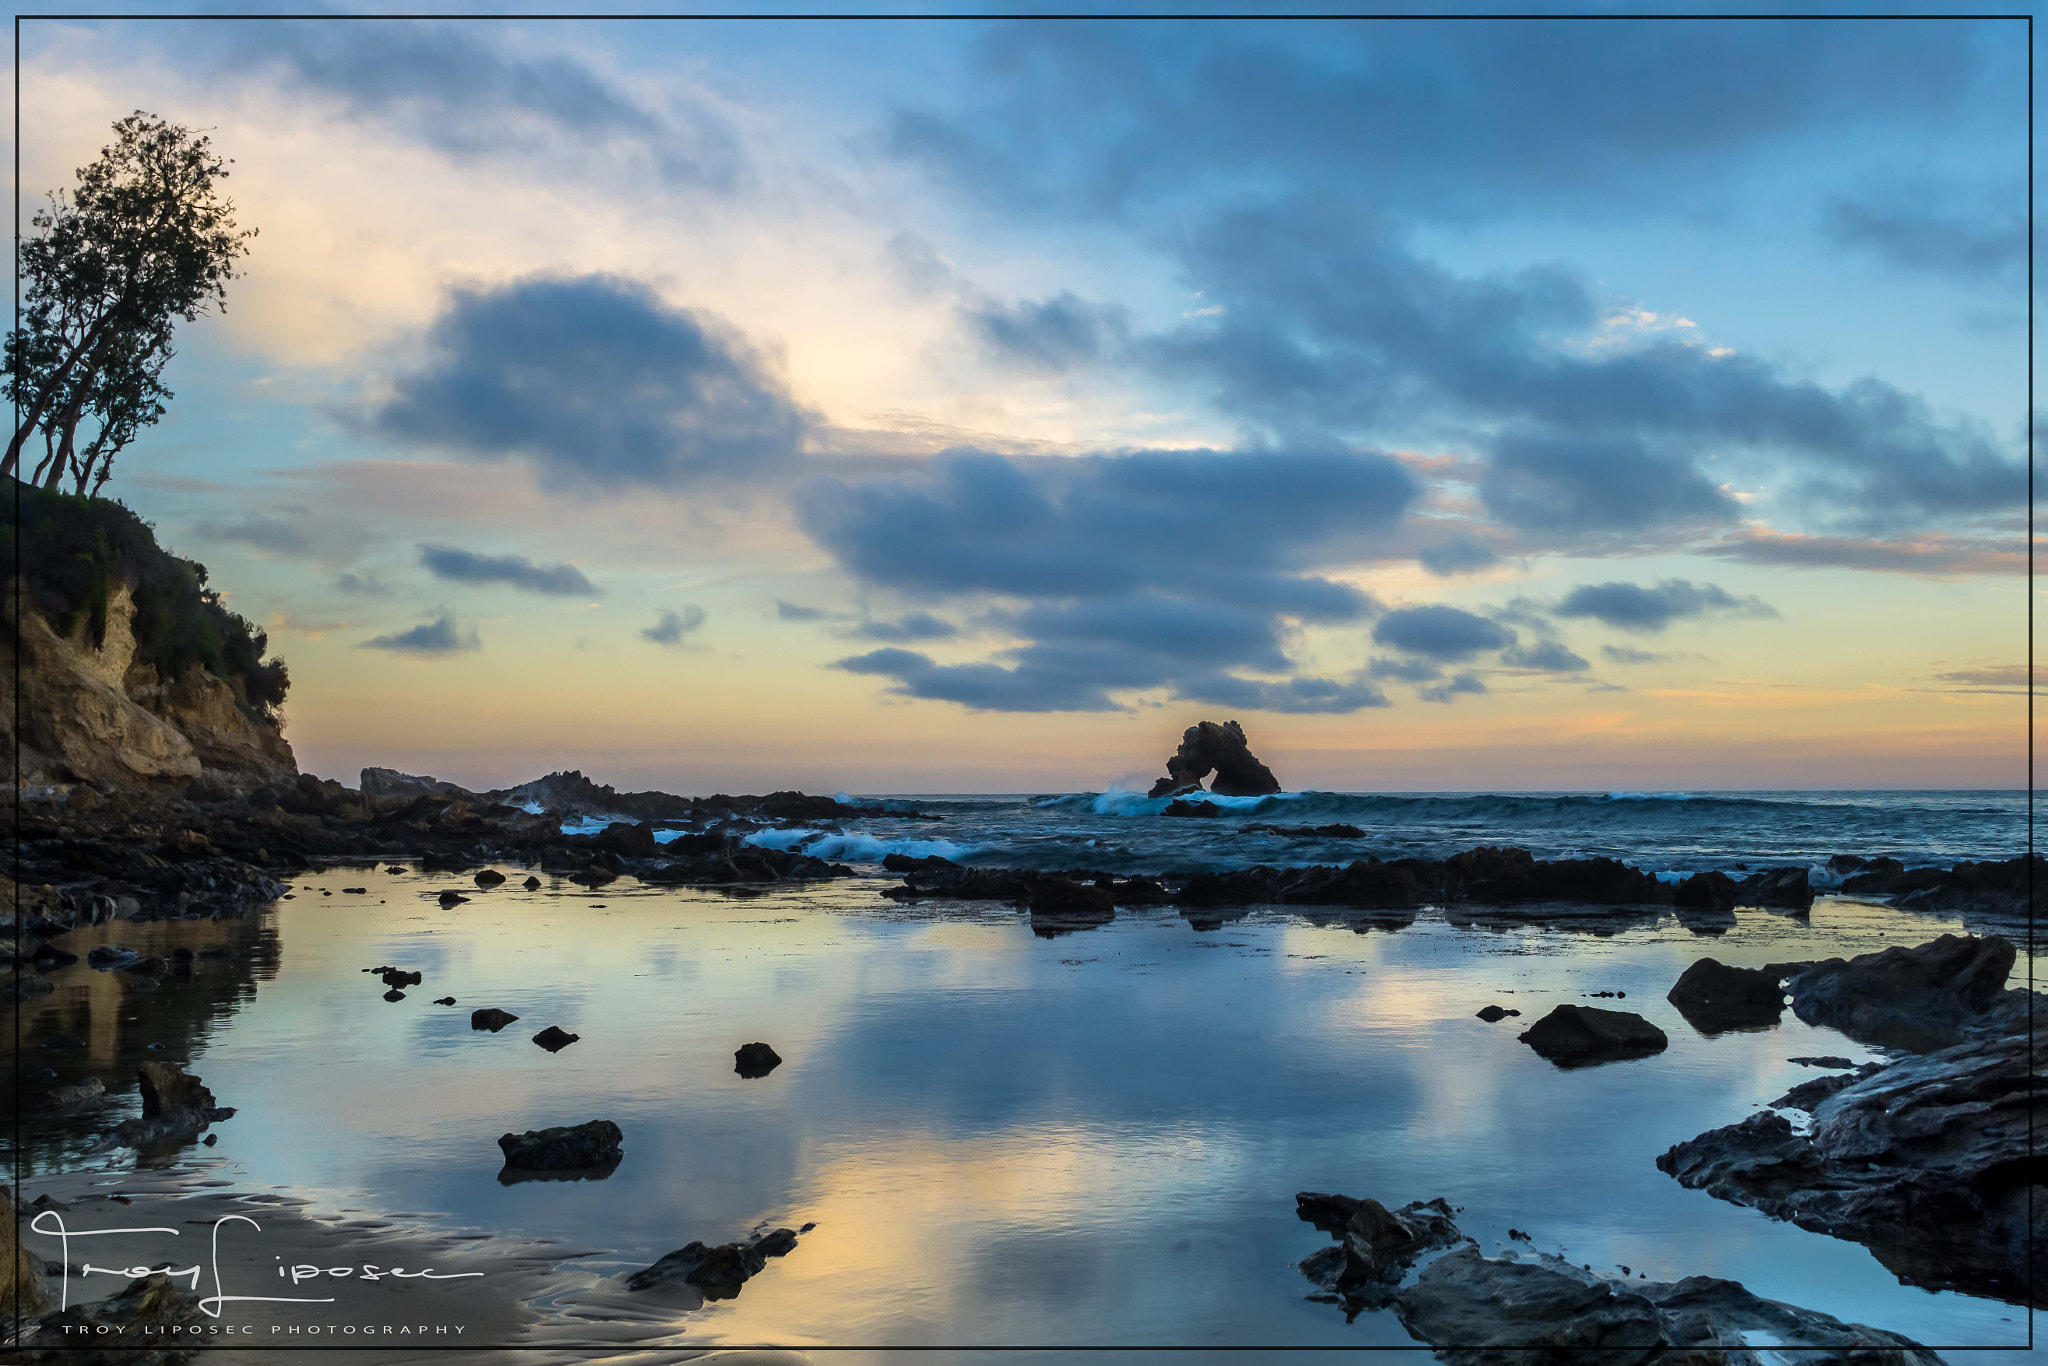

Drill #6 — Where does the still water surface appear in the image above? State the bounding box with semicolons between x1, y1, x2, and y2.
11;867;2035;1351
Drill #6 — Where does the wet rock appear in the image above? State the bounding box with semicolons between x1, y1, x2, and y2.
735;1041;782;1078
385;865;407;874
1395;1245;1939;1364
626;1226;802;1298
882;860;1033;903
4;972;54;1000
1518;1005;1668;1068
438;890;469;907
1028;876;1116;936
498;1118;623;1171
382;988;406;1002
1242;822;1366;839
474;868;506;887
434;996;457;1006
20;1270;207;1363
1294;1193;1464;1310
44;1077;105;1110
1784;933;2015;1051
1162;798;1221;818
378;967;422;989
1658;1020;2045;1306
1734;866;1813;911
1666;958;1785;1034
570;864;620;887
111;1063;234;1148
1787;1055;1856;1069
1146;719;1282;798
1475;1005;1512;1022
471;1008;521;1032
1769;1066;1881;1112
532;1026;580;1052
523;875;542;890
1672;870;1738;913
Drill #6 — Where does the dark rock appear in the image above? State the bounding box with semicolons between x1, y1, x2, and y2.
735;1041;782;1078
1787;1055;1856;1069
474;868;506;887
382;988;406;1002
882;860;1033;903
523;875;542;890
532;1026;580;1052
378;967;422;989
1518;1005;1668;1068
1242;822;1366;839
1475;1005;1509;1022
625;1226;802;1298
1784;933;2015;1051
1769;1066;1880;1112
438;890;469;907
4;972;54;1000
498;1118;623;1171
1672;870;1738;913
434;996;456;1005
386;865;407;874
1295;1192;1463;1310
1666;958;1785;1034
1146;719;1282;798
361;767;474;800
1161;798;1221;818
21;1270;208;1362
1028;876;1116;936
111;1063;234;1148
1658;1020;2044;1306
471;1008;520;1032
570;864;620;887
40;1034;83;1052
1734;866;1814;911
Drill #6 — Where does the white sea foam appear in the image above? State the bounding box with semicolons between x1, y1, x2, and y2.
742;827;983;863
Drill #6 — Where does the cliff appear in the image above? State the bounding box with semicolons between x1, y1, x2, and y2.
3;483;297;797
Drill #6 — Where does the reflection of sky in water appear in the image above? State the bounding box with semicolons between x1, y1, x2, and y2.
39;869;2033;1349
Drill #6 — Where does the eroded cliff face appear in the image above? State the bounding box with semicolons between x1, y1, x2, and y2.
4;578;296;795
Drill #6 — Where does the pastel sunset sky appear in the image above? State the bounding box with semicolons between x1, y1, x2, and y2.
14;11;2032;794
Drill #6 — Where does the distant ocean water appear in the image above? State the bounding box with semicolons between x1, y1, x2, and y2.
702;789;2031;880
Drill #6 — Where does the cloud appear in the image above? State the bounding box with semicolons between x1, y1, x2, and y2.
1700;529;2024;576
1500;639;1590;673
360;614;478;654
1480;432;1738;533
195;514;311;558
1417;533;1500;576
373;274;810;492
1372;604;1514;661
1368;656;1442;683
641;606;708;646
776;599;834;622
419;544;596;596
1932;664;2030;688
190;508;371;569
849;612;959;642
962;293;1129;375
210;21;743;190
1824;191;2024;284
1419;672;1487;704
1602;645;1671;666
798;444;1414;713
1555;579;1776;634
332;572;390;597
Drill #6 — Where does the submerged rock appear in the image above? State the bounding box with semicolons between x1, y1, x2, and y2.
1666;958;1785;1034
1474;1005;1518;1022
626;1226;802;1298
471;1007;520;1032
735;1042;783;1078
1517;1005;1667;1067
1294;1192;1464;1311
1146;719;1282;798
498;1118;623;1171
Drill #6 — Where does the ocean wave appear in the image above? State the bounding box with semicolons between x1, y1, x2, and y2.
743;827;983;863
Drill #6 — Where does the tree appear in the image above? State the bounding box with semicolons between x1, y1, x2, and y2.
3;111;254;491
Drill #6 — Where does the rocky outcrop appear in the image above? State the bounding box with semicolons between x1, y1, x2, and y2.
498;1119;623;1172
4;578;294;795
734;1042;782;1078
360;767;471;800
1784;933;2016;1051
109;1063;234;1148
1832;853;2042;925
1294;1191;1940;1360
1665;958;1786;1034
1658;1020;2044;1306
1146;720;1281;798
1518;1005;1667;1067
1027;877;1116;936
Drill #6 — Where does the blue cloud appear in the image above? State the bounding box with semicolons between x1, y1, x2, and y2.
1824;190;2024;284
419;544;596;596
1371;605;1514;661
360;615;478;655
641;606;707;646
374;274;809;491
1555;579;1776;634
1419;671;1488;704
963;293;1128;375
1501;639;1591;673
849;612;960;642
776;599;833;622
1417;533;1499;577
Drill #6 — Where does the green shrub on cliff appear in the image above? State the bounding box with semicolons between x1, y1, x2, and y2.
4;478;289;719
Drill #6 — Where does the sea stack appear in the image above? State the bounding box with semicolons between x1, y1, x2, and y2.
1147;720;1282;798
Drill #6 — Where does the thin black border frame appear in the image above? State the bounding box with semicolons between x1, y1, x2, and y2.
5;8;2036;1356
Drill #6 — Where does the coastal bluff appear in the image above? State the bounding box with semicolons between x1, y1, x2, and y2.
4;486;296;797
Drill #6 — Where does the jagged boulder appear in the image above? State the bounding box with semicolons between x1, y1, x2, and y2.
1146;720;1281;798
626;1226;802;1298
1666;958;1786;1034
498;1118;623;1171
1518;1005;1668;1067
360;767;474;799
1784;933;2015;1050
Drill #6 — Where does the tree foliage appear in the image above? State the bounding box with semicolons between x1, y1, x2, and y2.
4;112;253;493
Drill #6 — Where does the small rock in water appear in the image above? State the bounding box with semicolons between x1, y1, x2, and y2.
1518;1005;1668;1068
379;967;422;989
626;1226;803;1297
1475;1005;1509;1022
734;1042;782;1078
523;875;542;890
471;1008;521;1032
532;1026;580;1052
439;890;469;907
1787;1055;1856;1069
497;1118;622;1171
474;869;506;888
385;865;407;874
382;989;406;1002
434;996;457;1006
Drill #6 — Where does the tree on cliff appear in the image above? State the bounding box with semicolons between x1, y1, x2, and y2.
3;112;254;494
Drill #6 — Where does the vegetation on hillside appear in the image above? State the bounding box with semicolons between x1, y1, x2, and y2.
6;479;288;720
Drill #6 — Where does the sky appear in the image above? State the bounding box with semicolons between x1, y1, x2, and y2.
10;7;2034;794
